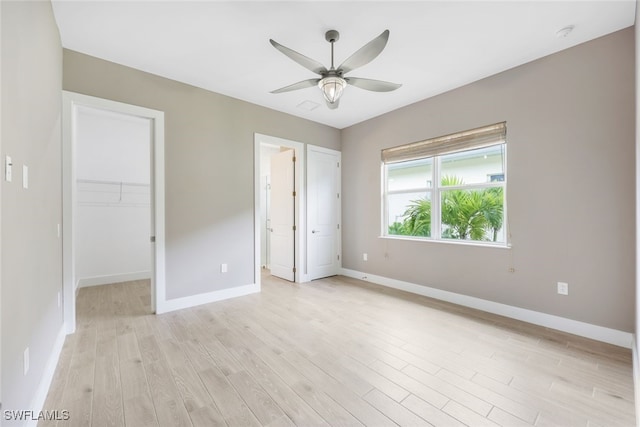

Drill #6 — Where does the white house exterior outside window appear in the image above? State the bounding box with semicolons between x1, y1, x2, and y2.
382;122;507;246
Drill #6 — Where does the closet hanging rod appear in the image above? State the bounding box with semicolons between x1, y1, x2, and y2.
76;178;150;187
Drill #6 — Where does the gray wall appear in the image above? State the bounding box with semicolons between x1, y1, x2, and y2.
341;28;635;332
63;50;341;300
1;0;63;416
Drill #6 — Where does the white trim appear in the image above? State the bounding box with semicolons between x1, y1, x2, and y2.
378;234;512;249
254;134;308;284
633;335;640;427
254;139;262;289
62;91;165;334
76;271;151;288
61;92;76;334
156;283;260;314
25;326;66;427
152;110;166;316
341;268;633;348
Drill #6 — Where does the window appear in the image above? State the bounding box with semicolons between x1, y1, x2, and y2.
382;122;507;245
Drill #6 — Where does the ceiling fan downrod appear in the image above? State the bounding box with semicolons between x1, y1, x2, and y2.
325;30;340;71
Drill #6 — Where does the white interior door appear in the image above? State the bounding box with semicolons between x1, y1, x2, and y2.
270;149;295;281
308;146;340;280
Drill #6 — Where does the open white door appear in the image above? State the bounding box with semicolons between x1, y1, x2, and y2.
270;149;295;281
308;146;341;280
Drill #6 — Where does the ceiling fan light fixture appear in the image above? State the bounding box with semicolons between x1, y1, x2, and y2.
318;76;346;104
270;29;399;109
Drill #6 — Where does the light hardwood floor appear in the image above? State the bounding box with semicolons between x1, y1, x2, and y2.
40;273;635;426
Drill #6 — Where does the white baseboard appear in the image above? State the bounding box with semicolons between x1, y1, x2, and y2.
25;325;67;427
77;271;151;289
156;283;260;314
340;268;633;349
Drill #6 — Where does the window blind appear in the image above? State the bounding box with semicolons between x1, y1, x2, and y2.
381;122;506;164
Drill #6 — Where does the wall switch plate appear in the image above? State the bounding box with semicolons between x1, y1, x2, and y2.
363;253;368;261
557;282;569;295
221;263;228;273
22;165;28;189
5;156;12;182
24;347;30;376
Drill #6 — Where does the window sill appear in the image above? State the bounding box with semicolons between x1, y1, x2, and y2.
378;234;511;249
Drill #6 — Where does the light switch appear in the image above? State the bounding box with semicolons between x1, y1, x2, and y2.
22;165;28;189
5;156;12;182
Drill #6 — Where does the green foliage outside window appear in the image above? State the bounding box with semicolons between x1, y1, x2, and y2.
389;175;503;242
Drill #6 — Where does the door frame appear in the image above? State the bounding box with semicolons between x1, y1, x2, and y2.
62;91;166;334
254;134;307;285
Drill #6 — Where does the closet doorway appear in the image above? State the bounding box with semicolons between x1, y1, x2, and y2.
62;92;165;333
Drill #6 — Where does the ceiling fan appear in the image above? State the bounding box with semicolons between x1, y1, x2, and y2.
269;29;402;110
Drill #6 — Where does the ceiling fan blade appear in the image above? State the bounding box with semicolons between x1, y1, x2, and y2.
270;79;320;94
326;99;340;110
346;77;402;92
338;30;390;75
270;39;327;75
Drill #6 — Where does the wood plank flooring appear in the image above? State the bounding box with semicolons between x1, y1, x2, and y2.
39;273;635;426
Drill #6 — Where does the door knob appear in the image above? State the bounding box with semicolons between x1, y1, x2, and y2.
312;230;319;233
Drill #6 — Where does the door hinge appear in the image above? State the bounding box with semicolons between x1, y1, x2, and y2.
150;236;156;243
292;156;297;162
293;225;296;231
293;267;297;273
337;161;340;168
337;193;340;199
337;254;340;261
293;191;296;197
337;224;340;229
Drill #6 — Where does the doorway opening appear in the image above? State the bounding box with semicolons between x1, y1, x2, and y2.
254;134;305;285
62;92;165;334
254;134;342;286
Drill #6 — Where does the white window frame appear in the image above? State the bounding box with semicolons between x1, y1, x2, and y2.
381;123;508;247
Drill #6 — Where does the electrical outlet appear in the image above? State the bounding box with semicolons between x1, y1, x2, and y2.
363;253;368;261
221;263;228;273
24;347;29;376
557;282;569;295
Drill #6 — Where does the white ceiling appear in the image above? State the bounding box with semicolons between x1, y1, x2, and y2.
51;1;636;129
